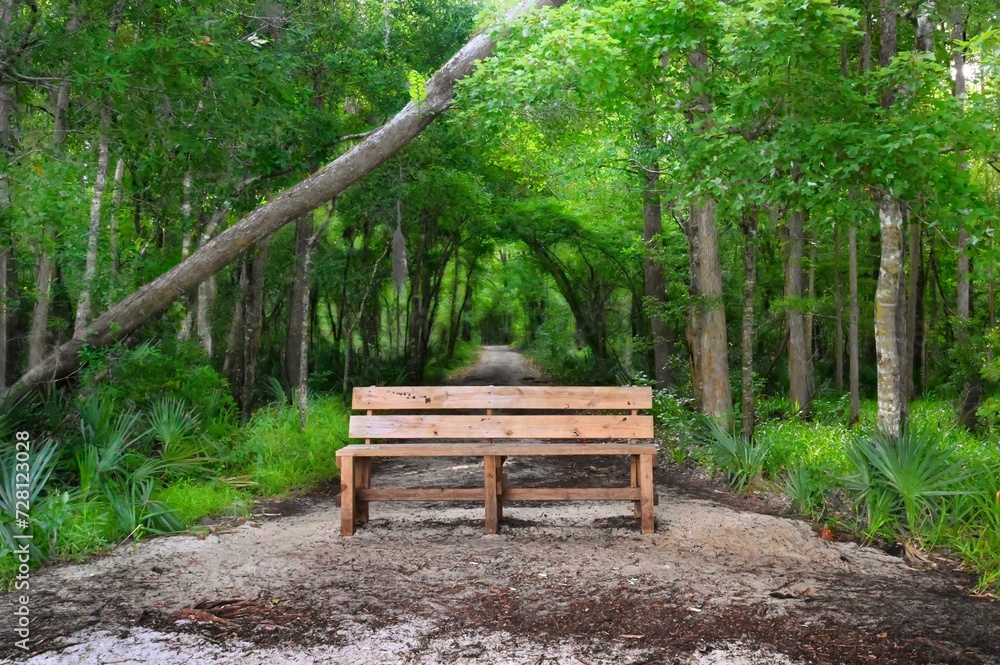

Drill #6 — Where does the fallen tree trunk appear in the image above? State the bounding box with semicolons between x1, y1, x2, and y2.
8;0;565;399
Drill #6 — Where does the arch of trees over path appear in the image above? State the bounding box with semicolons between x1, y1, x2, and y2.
1;0;999;440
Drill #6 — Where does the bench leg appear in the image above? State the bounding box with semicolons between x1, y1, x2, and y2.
484;455;499;535
630;455;641;517
357;458;371;525
341;456;357;536
639;454;655;534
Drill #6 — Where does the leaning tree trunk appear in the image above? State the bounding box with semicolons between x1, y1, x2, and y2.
74;101;111;338
875;196;905;435
6;0;566;399
785;210;810;415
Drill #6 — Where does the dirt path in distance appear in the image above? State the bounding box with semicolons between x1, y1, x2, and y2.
2;346;998;664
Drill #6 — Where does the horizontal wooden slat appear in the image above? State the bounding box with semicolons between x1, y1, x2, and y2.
348;415;654;440
354;488;645;502
503;487;641;501
337;442;658;457
352;386;652;411
357;488;484;501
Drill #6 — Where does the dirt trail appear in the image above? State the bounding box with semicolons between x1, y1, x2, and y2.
2;346;998;664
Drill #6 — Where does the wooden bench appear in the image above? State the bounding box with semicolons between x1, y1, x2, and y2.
336;386;657;536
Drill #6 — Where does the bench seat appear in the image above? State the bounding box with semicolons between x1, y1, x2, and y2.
339;386;658;536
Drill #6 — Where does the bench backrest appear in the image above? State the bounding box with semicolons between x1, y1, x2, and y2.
349;386;654;441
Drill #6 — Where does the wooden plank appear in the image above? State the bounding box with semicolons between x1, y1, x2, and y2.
340;457;356;536
352;386;652;410
348;415;654;440
503;487;641;501
484;455;499;534
338;442;658;457
357;488;484;501
358;458;371;524
639;454;655;534
630;455;640;517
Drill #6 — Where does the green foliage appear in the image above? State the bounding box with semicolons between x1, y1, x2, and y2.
228;397;350;495
844;427;974;537
694;420;773;492
782;462;831;519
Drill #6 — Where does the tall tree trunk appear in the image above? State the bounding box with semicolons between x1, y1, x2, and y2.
740;211;758;439
295;211;330;428
691;198;732;423
0;245;7;388
109;158;125;273
178;170;195;341
74;101;111;338
903;220;921;401
834;224;844;392
7;0;568;398
785;210;810;415
685;46;731;423
875;196;905;435
849;224;860;425
28;230;53;370
284;215;312;388
239;239;271;417
196;209;224;358
223;263;247;392
644;166;674;390
950;9;979;427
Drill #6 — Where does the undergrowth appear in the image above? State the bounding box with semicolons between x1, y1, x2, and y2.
656;394;1000;596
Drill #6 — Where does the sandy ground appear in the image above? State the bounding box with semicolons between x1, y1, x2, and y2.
1;347;998;664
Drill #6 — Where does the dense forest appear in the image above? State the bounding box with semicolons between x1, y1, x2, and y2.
0;1;998;593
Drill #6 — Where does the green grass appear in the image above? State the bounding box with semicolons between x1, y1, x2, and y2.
152;480;252;526
228;396;351;495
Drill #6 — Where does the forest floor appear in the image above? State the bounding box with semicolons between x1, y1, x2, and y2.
2;346;999;664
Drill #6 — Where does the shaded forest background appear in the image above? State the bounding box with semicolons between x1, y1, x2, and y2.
0;0;999;594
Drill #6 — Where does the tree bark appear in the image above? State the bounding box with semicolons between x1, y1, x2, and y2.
178;170;195;341
875;196;905;435
691;198;732;423
284;215;312;389
74;101;111;338
740;211;758;439
685;46;731;424
239;239;271;416
7;0;566;399
849;224;860;425
785;210;809;415
109;158;125;273
295;210;330;428
196;209;224;358
28;229;53;370
903;220;921;401
643;166;674;390
834;224;844;392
